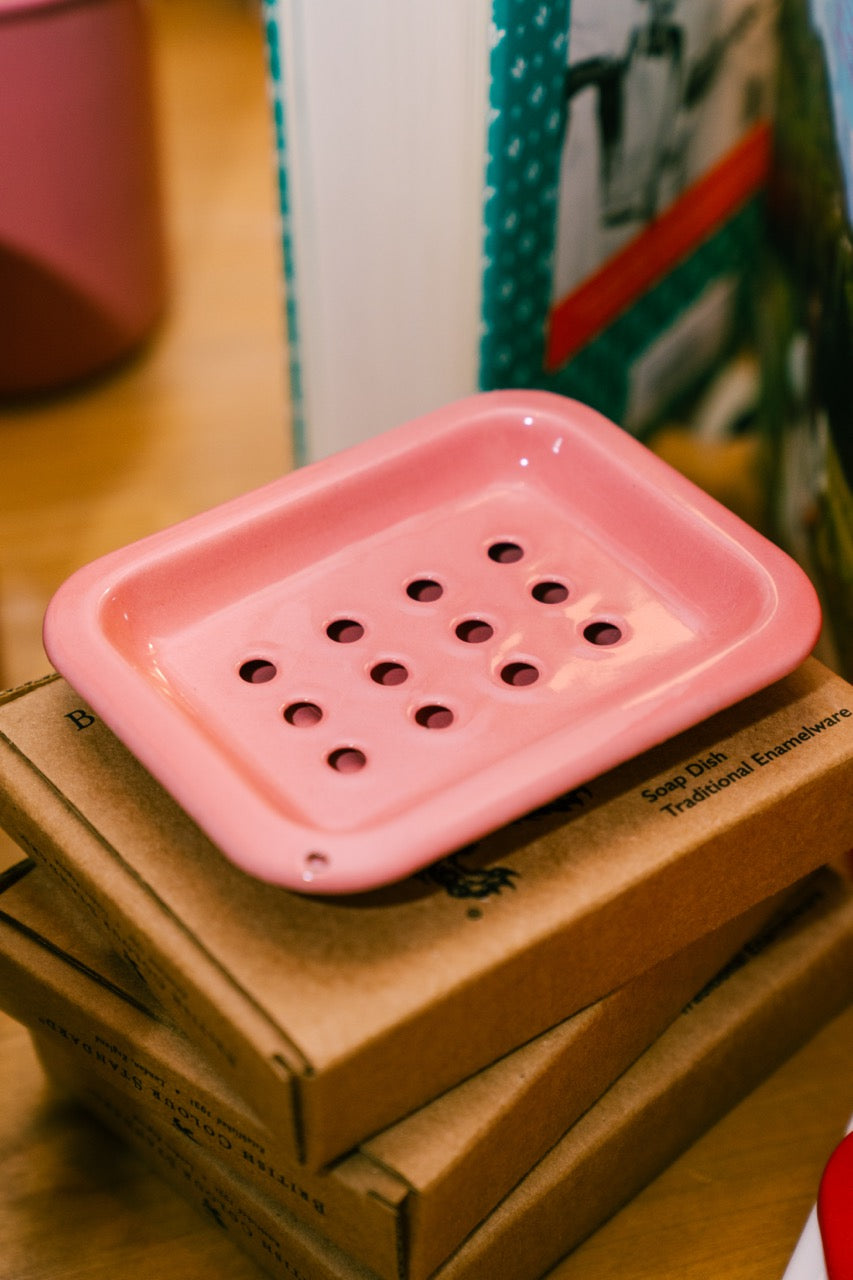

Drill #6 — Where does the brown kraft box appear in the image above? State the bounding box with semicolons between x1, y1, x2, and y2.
0;853;798;1280
0;658;851;1167
34;867;853;1280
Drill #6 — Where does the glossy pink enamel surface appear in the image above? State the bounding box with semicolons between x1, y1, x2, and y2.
43;392;821;894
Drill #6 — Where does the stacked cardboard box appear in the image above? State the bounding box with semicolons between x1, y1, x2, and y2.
0;658;852;1278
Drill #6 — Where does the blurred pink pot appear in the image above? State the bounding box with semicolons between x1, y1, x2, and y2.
0;0;166;395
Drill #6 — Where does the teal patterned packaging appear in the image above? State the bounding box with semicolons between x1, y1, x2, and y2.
262;0;776;464
761;0;853;678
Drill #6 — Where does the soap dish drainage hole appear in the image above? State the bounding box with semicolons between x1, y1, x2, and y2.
415;704;454;729
284;701;323;727
500;661;539;687
371;661;408;686
406;578;443;602
488;540;524;563
327;747;367;773
302;851;331;881
455;619;494;644
239;659;277;684
326;619;365;643
583;621;623;647
531;581;569;604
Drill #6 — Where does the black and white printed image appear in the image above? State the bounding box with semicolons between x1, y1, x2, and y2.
551;0;771;301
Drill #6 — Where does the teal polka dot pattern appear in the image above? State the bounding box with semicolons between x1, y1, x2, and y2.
479;2;766;433
480;1;571;389
261;0;307;466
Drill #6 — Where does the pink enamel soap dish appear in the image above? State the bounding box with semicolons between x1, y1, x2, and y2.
43;391;821;894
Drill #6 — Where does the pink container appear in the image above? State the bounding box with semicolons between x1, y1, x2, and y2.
43;391;822;895
0;0;166;395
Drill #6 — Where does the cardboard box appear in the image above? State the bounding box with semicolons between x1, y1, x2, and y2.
0;661;851;1167
0;856;789;1280
35;867;853;1280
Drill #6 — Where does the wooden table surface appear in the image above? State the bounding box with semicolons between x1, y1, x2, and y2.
0;3;851;1278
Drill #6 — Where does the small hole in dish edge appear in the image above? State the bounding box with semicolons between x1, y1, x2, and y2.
303;851;331;881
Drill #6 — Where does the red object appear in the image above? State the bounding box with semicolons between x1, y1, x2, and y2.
819;1131;853;1280
546;122;771;370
